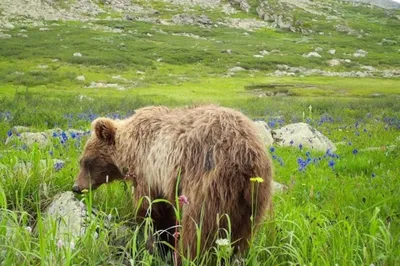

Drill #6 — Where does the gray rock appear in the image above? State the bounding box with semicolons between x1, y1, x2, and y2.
73;52;82;57
328;49;336;55
5;132;51;147
272;181;288;193
229;0;251;13
303;52;321;58
379;38;397;45
3;22;14;29
343;0;400;10
0;32;12;39
13;159;65;175
361;65;376;71
41;192;88;243
353;49;367;57
11;126;31;134
76;75;85;81
253;121;274;147
327;59;341;66
228;66;246;73
272;122;336;152
171;13;213;27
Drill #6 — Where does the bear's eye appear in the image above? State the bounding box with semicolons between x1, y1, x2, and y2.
82;158;95;169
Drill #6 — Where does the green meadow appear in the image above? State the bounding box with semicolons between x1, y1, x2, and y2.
0;1;399;265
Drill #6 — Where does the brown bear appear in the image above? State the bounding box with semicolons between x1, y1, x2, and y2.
72;104;273;262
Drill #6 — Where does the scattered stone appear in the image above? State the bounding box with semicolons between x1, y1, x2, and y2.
328;49;336;55
272;181;288;193
253;55;264;58
335;24;359;36
73;52;82;57
171;13;213;27
379;38;397;46
229;0;251;13
361;65;376;71
327;59;341;67
39;27;49;31
13;159;66;175
171;32;206;40
0;32;12;39
87;82;125;90
303;52;321;58
272;122;337;152
315;47;323;52
3;22;14;29
228;66;246;73
260;50;270;56
41;192;89;243
218;18;269;31
5;132;51;148
76;75;85;81
353;49;367;57
16;33;28;38
221;49;232;54
11;126;30;134
253;121;274;147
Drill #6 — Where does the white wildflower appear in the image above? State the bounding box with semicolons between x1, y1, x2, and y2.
57;239;63;248
215;238;230;246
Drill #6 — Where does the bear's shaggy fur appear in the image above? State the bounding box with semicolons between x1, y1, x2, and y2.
73;105;273;260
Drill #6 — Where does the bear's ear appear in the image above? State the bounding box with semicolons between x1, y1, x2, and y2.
92;118;116;144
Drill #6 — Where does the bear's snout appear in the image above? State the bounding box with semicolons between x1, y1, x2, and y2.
72;185;82;194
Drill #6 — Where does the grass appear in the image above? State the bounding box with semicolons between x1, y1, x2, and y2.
0;0;400;265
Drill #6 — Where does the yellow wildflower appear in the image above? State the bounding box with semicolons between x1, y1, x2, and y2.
250;177;264;183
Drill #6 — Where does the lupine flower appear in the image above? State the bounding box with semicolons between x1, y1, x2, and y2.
299;144;303;150
60;132;68;143
7;130;12;137
371;173;376;178
328;160;335;168
54;161;65;171
290;140;294;145
352;149;358;155
269;146;275;153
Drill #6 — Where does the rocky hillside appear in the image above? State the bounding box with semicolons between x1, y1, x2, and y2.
345;0;400;9
1;0;399;28
0;0;399;87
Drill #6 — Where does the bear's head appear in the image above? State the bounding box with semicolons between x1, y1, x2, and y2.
72;117;123;194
